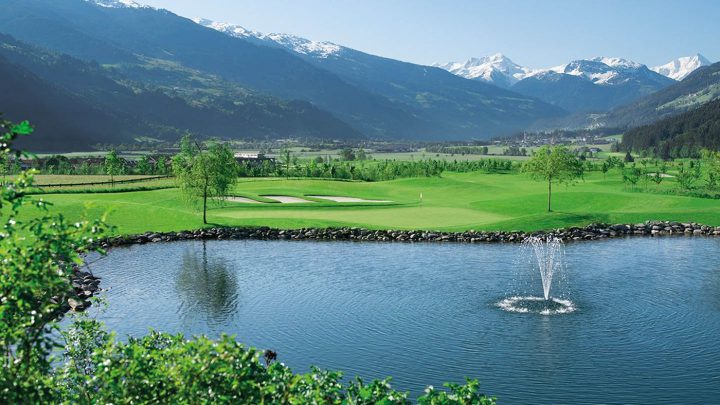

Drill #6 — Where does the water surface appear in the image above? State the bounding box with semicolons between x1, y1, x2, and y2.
84;238;720;404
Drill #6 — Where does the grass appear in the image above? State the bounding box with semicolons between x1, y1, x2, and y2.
22;170;720;236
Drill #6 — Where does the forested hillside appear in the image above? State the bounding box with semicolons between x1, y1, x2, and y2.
606;62;720;128
622;98;720;158
0;33;361;151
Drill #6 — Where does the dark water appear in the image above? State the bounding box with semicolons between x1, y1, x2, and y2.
83;238;720;404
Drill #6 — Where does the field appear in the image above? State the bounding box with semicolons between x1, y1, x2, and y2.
24;170;720;235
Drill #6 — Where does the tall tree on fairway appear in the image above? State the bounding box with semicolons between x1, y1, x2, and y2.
523;145;583;212
173;135;237;224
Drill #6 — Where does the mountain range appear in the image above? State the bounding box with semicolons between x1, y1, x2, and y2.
437;54;711;86
435;54;708;113
0;0;564;151
0;0;716;151
193;18;565;139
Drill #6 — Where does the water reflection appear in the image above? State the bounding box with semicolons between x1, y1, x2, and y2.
175;241;239;326
89;238;720;404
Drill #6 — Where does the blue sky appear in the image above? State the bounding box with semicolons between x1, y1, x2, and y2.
140;0;719;68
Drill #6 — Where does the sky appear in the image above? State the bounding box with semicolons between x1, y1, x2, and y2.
139;0;720;68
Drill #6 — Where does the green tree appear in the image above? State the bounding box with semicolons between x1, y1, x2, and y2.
676;162;701;191
624;151;635;163
0;117;110;402
523;145;584;212
278;146;293;179
601;161;610;179
135;155;153;175
173;136;237;224
622;166;641;190
155;155;169;175
650;170;664;187
701;149;720;191
340;147;356;161
103;149;124;187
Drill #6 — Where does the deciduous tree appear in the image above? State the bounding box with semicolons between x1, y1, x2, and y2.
172;136;237;224
103;149;124;186
523;145;583;212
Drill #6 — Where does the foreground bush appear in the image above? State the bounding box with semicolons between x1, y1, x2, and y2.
57;319;495;404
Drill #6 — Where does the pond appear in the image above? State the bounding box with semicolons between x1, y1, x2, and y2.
82;238;720;404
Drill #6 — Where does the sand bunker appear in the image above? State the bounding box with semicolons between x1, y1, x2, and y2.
225;195;391;204
307;195;392;203
263;196;315;203
225;196;263;204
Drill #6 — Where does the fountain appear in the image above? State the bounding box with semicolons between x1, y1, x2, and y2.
498;235;576;315
525;235;564;300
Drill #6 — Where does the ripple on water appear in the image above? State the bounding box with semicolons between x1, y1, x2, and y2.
73;237;720;404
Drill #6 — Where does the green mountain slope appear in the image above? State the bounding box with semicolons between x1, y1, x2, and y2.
606;62;720;128
0;33;362;151
622;98;720;157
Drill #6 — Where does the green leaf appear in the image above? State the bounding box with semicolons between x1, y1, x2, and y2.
11;121;34;135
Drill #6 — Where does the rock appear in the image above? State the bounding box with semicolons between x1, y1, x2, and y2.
68;298;89;311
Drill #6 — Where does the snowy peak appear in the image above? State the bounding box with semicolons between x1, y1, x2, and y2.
652;54;712;81
194;18;342;58
436;54;657;86
192;18;260;39
545;57;649;85
86;0;147;9
589;56;642;69
432;54;534;87
263;33;342;58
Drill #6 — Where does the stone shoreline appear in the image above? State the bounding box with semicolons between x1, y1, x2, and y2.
64;220;716;313
100;220;720;248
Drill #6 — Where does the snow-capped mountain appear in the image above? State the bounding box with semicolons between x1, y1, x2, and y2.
437;54;660;86
432;54;535;88
435;54;675;112
193;17;564;138
193;18;342;58
193;18;260;39
544;57;651;85
86;0;147;9
652;54;711;81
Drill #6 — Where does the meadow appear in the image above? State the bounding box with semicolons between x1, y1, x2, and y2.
28;169;720;235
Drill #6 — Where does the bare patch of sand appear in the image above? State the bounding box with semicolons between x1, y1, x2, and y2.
307;195;392;203
263;196;315;203
225;196;263;204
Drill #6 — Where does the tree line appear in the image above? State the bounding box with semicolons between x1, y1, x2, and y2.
621;98;720;159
